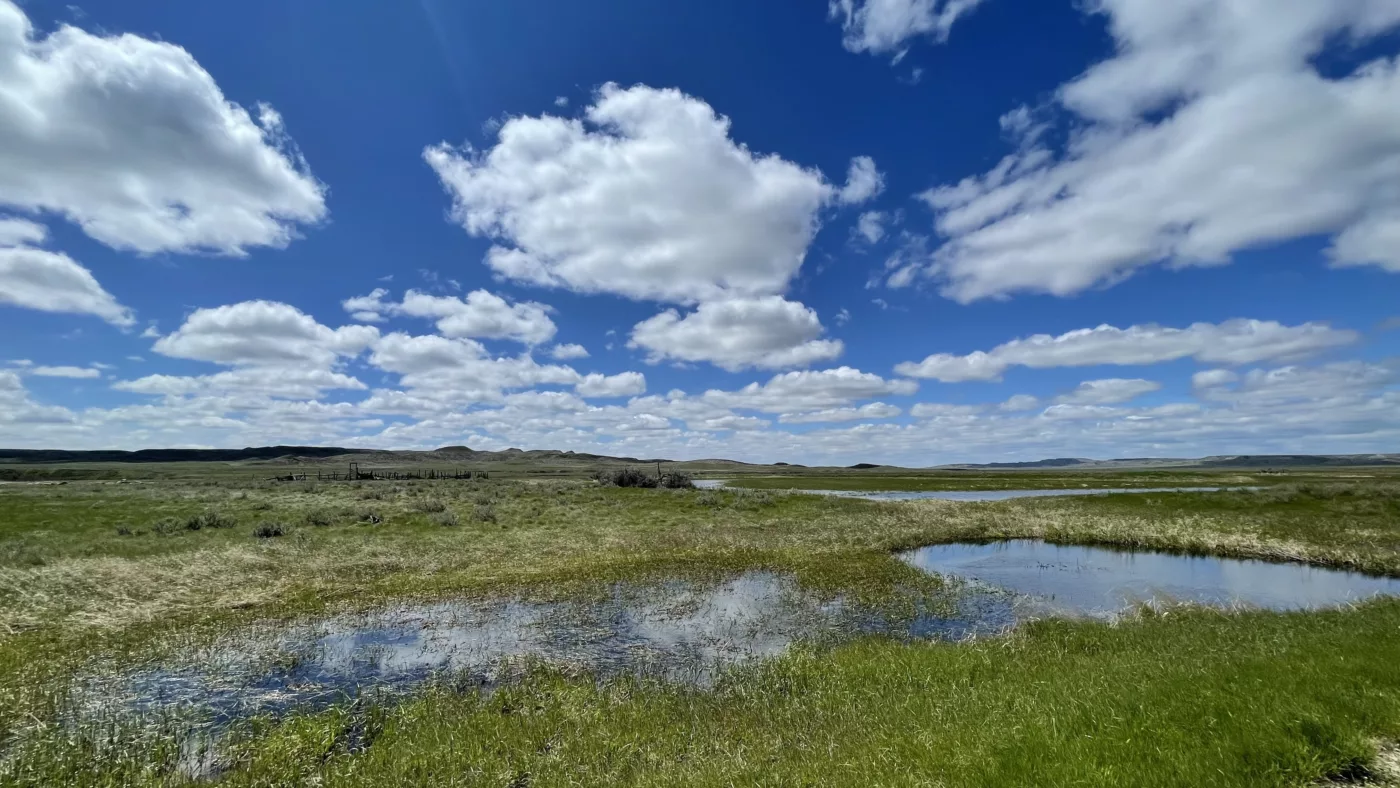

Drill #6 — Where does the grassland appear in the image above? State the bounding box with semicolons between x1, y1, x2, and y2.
719;467;1400;491
1;466;1399;785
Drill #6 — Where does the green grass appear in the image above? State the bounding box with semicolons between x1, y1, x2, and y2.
203;603;1400;788
1;470;1399;785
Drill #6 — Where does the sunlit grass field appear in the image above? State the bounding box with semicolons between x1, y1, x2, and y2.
1;467;1398;786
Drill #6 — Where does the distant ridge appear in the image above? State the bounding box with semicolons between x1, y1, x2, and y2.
936;454;1400;470
0;445;687;466
0;446;386;464
0;446;1395;469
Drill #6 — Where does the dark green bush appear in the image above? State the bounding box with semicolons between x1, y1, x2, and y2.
594;468;659;488
253;521;291;539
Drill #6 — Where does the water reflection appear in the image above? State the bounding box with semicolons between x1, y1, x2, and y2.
76;572;1007;741
902;540;1400;617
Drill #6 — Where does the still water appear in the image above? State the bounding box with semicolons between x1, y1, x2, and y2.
72;572;1015;742
59;540;1400;777
902;540;1400;617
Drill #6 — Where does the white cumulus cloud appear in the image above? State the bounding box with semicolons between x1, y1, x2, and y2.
550;343;590;360
153;301;378;368
829;0;989;57
895;319;1357;382
837;156;884;205
703;366;917;413
855;211;886;244
576;371;646;398
0;219;134;327
0;1;325;255
341;288;557;345
425;83;836;304
397;290;556;345
779;402;902;423
916;0;1400;301
1056;378;1161;406
629;297;844;371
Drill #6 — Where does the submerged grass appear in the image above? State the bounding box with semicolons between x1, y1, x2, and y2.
0;471;1399;785
16;603;1400;787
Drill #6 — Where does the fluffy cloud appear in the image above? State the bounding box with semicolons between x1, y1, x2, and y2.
367;332;580;399
829;0;988;56
425;83;835;304
837;156;883;205
30;365;100;379
0;219;134;327
895;319;1357;382
340;289;557;345
153;301;378;367
0;1;325;255
910;403;984;419
779;402;901;423
855;211;886;244
0;217;44;246
11;355;1400;464
396;290;556;345
914;0;1400;301
999;394;1041;412
550;343;590;360
342;289;390;323
1191;369;1239;390
1056;378;1161;406
1193;361;1399;406
703;366;917;413
576;372;646;399
114;368;365;400
0;370;74;427
629;297;843;371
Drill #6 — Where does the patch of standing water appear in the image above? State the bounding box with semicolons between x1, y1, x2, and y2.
65;571;1018;769
901;540;1400;617
691;480;1242;501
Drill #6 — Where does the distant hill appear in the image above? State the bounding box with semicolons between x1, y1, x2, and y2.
938;454;1400;470
0;446;1395;470
953;457;1095;469
0;445;701;467
0;446;387;464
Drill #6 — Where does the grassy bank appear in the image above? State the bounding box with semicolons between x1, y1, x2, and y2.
1;472;1398;785
720;468;1400;492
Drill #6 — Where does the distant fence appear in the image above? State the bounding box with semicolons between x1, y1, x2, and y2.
270;463;490;482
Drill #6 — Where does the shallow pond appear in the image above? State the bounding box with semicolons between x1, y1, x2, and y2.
692;480;1238;501
902;540;1400;617
59;542;1400;777
67;571;1020;765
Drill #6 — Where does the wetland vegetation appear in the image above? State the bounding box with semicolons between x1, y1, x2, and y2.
1;462;1398;785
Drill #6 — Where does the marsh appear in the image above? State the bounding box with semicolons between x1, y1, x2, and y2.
2;466;1399;786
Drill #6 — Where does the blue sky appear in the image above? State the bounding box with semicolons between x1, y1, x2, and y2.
1;0;1398;464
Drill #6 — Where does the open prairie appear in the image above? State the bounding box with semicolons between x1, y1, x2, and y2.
1;462;1399;785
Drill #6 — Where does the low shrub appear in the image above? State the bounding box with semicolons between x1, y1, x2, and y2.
431;510;460;527
472;504;498;524
253;521;291;539
413;498;448;513
186;510;237;531
660;471;695;489
303;509;336;527
594;468;659;488
151;517;182;536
